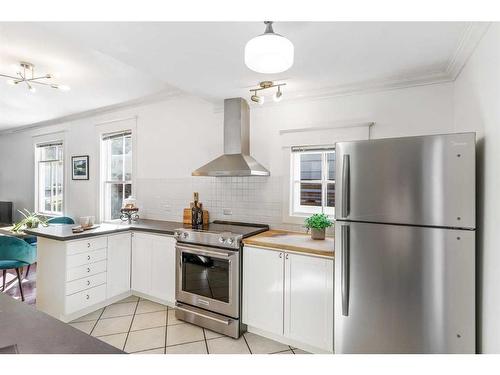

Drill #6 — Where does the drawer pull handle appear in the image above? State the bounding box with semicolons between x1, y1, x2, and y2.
87;280;90;286
87;243;91;248
87;255;91;260
86;268;91;273
86;294;90;300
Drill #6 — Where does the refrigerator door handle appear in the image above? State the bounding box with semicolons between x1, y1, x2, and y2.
341;224;350;316
342;154;350;218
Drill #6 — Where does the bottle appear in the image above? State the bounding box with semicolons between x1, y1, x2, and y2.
191;192;204;228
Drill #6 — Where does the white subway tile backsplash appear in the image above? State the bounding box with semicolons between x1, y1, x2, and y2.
136;176;297;229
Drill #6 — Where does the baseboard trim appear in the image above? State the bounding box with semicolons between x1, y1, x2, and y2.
246;325;333;354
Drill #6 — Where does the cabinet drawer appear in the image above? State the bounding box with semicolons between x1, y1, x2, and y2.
67;248;107;268
66;272;107;296
66;260;107;282
67;237;107;255
65;284;106;314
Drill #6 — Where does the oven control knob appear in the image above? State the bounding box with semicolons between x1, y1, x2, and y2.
182;232;189;239
226;237;234;245
218;236;225;243
174;231;180;238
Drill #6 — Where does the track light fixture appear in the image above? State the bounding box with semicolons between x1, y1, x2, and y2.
249;81;286;105
0;62;70;93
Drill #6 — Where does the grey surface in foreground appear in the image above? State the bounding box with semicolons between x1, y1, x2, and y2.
24;219;184;241
0;293;123;354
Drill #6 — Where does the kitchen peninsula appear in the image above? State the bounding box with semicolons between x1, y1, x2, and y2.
24;219;183;323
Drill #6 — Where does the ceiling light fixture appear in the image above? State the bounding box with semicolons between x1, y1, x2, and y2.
0;62;70;93
273;85;283;102
245;21;294;74
249;81;286;105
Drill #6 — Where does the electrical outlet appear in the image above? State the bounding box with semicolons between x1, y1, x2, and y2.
223;208;232;216
163;204;171;212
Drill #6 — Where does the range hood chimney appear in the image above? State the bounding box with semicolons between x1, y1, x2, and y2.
192;98;270;177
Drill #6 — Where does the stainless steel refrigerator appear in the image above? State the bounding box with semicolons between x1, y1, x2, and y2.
334;133;476;354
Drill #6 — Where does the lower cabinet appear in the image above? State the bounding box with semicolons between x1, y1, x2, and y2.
284;252;334;352
243;245;334;353
242;246;284;335
131;232;176;304
107;233;132;299
37;231;176;322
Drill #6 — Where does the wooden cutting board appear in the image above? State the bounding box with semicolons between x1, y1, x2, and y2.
183;208;209;225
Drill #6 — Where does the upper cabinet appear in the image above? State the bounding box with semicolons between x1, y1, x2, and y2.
243;245;334;353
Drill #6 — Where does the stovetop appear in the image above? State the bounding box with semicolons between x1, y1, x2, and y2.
174;221;269;250
181;221;268;237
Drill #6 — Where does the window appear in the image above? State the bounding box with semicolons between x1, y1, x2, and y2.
35;142;64;215
101;131;132;221
290;146;335;217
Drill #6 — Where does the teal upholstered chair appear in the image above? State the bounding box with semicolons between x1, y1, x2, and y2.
0;236;37;301
47;216;75;224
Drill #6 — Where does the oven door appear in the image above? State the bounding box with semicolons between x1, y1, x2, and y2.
176;243;239;318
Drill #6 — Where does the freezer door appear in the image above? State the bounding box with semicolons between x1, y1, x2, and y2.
335;133;475;229
334;221;475;353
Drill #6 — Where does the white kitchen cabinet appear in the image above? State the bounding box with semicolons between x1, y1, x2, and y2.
107;233;132;299
150;236;176;302
243;245;334;353
243;246;284;335
284;252;334;352
131;232;176;304
131;233;152;294
36;235;112;322
36;230;175;323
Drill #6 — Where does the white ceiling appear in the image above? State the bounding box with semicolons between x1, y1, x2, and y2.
0;22;478;131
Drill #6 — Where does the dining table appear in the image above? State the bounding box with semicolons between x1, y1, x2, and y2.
0;226;35;239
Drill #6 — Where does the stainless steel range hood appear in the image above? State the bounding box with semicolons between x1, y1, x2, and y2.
192;98;270;177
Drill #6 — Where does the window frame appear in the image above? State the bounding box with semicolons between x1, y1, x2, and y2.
289;146;335;219
34;141;65;216
100;130;133;222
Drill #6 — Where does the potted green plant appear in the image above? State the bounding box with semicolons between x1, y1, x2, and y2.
11;209;48;232
304;213;334;240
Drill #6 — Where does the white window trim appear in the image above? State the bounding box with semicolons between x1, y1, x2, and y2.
279;122;372;225
290;149;335;218
33;132;66;217
282;146;335;225
96;117;137;223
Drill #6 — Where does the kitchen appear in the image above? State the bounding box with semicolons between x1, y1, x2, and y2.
0;2;499;373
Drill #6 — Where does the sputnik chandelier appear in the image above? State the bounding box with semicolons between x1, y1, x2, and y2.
0;61;70;93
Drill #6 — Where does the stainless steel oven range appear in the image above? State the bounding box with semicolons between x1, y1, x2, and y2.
174;221;268;338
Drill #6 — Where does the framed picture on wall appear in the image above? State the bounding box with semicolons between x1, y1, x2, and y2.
72;155;89;180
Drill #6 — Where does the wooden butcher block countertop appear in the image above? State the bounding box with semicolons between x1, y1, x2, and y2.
243;230;334;259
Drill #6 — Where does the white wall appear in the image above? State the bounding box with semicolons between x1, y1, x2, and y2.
0;82;456;228
453;23;499;353
0;95;222;221
251;82;456;176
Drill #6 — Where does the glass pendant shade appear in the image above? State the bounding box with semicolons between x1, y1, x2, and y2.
245;23;294;74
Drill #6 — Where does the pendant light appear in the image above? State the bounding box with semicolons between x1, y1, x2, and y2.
245;21;294;74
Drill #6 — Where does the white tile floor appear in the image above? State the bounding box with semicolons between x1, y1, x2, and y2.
69;296;310;354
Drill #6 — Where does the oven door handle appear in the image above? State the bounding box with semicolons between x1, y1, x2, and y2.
176;305;231;325
176;245;231;258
